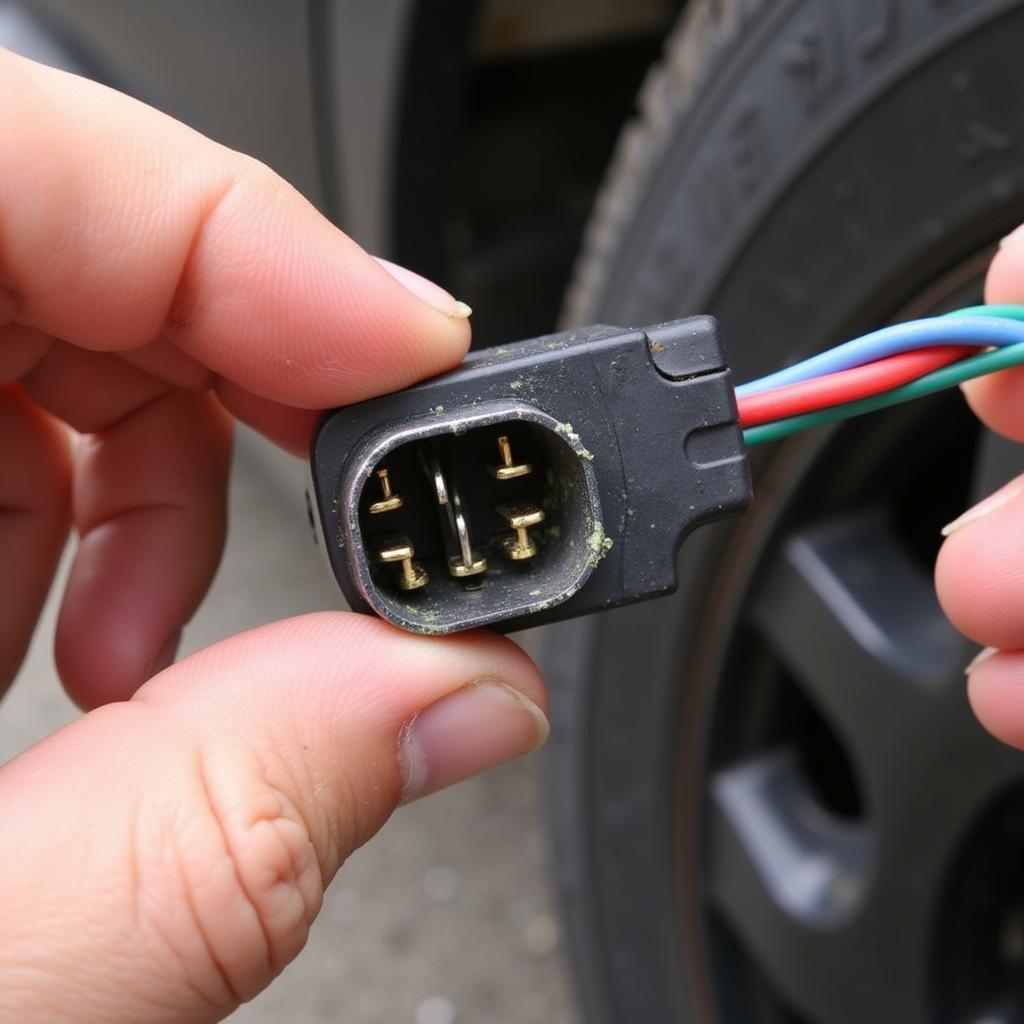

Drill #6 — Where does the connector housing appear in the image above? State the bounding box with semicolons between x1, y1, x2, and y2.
309;317;751;634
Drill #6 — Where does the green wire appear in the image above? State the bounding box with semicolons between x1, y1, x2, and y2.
944;304;1024;322
743;304;1024;447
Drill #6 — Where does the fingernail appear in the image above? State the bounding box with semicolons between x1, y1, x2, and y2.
375;257;472;319
941;478;1024;536
150;629;182;677
966;646;999;674
399;681;549;802
999;223;1024;248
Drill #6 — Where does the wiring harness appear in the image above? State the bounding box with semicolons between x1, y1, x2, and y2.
738;305;1024;445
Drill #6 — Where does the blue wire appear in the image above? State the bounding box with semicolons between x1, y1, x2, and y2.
735;316;1024;397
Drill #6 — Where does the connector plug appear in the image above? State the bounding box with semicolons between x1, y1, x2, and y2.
308;316;751;634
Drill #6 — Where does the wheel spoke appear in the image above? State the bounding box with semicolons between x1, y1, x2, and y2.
709;751;868;926
708;752;926;1023
749;511;964;754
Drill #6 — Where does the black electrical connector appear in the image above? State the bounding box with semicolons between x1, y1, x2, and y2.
308;316;751;635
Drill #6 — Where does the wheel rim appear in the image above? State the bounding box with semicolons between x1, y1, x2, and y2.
678;261;1024;1024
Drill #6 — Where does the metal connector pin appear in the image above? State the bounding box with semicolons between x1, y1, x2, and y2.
488;435;532;480
447;494;487;578
449;550;487;577
496;502;545;560
378;535;428;590
421;447;487;579
368;468;403;514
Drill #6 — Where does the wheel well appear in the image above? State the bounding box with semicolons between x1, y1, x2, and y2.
392;0;683;347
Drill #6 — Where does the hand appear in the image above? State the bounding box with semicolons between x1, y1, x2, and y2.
936;225;1024;747
0;50;548;1022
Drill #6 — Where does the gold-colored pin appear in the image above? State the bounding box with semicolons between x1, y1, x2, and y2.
496;502;545;560
378;535;428;590
368;467;403;514
488;435;532;480
449;553;488;578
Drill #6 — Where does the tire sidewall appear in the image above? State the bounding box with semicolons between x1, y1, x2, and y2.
545;2;1024;1021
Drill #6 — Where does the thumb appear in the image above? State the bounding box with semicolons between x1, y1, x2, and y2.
0;614;547;1023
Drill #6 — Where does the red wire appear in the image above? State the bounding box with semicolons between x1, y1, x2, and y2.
737;345;975;428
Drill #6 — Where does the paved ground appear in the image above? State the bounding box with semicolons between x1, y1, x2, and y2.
10;428;578;1024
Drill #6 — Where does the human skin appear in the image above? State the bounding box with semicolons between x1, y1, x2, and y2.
0;49;547;1022
936;225;1024;749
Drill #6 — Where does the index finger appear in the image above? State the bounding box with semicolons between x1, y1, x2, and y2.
960;229;1024;440
0;48;471;410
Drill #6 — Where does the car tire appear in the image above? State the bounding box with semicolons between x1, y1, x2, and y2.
543;1;1024;1022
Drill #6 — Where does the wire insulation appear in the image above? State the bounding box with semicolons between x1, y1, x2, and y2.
743;340;1024;446
735;314;1024;397
736;345;972;427
942;305;1024;322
